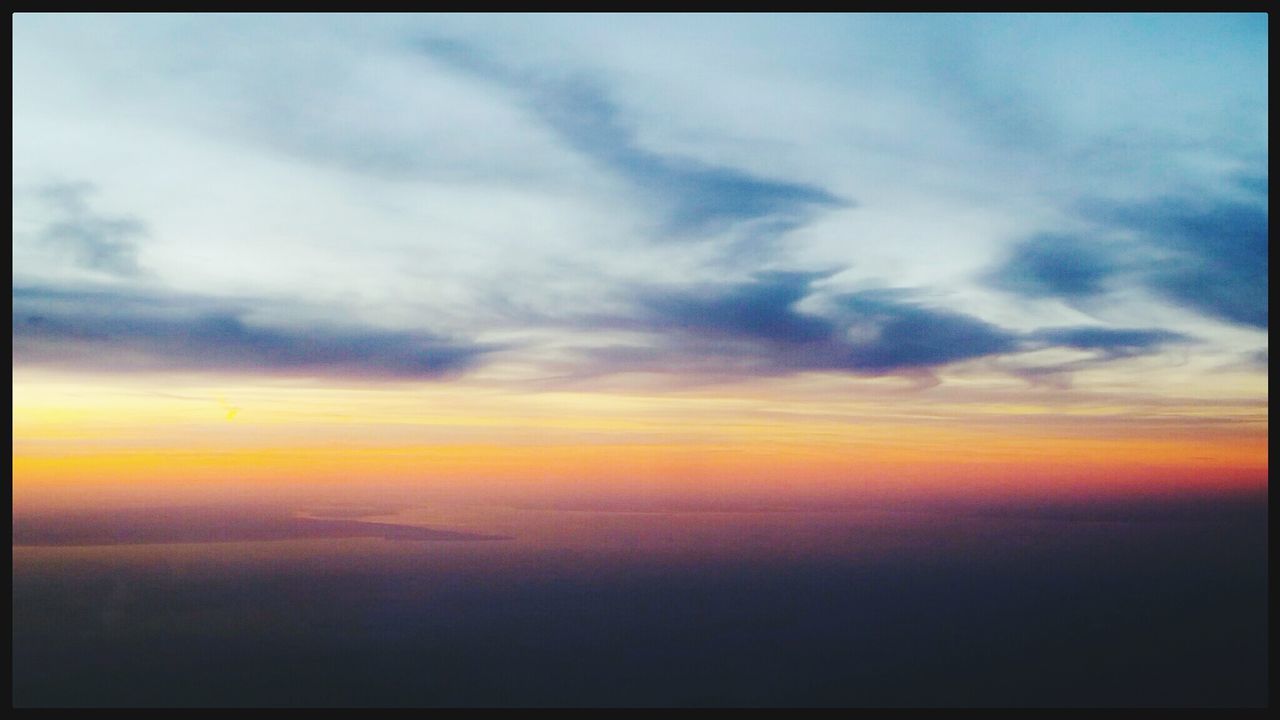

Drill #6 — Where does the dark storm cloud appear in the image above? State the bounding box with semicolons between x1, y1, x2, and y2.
30;183;147;276
12;285;489;380
416;38;846;238
987;196;1268;329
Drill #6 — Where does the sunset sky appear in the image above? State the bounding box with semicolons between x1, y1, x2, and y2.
12;13;1268;513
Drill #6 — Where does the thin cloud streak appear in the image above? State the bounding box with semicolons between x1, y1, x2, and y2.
13;284;491;381
416;37;848;241
572;272;1194;380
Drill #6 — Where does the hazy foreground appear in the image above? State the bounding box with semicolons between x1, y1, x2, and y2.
13;494;1267;707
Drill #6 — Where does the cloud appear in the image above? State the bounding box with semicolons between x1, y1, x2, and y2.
12;284;490;380
987;196;1268;329
1008;325;1194;386
11;271;1196;387
833;291;1023;372
585;273;1151;380
1095;198;1268;329
983;233;1117;299
10;17;1262;395
416;38;846;240
638;271;834;345
1026;326;1192;359
25;183;147;277
570;273;1200;382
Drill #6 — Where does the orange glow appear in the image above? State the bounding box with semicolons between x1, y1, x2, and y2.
13;434;1267;512
12;370;1267;514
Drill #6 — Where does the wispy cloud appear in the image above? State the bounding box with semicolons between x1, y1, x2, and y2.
983;233;1118;300
416;38;847;242
569;273;1191;381
1088;197;1268;329
987;195;1268;329
636;270;835;346
10;15;1265;393
21;183;148;277
832;290;1022;372
1026;326;1192;360
13;284;490;380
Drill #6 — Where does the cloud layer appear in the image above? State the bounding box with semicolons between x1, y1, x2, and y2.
13;285;488;380
11;15;1267;389
572;273;1192;380
416;38;847;243
988;194;1268;329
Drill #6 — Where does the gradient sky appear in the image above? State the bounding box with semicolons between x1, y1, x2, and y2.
12;13;1268;511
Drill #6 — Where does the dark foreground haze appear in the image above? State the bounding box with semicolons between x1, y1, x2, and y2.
12;495;1268;707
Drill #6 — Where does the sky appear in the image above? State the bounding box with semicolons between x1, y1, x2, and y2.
11;13;1269;512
